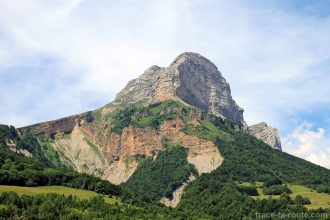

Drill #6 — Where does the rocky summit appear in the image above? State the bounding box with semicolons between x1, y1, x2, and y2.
114;52;247;128
112;52;281;149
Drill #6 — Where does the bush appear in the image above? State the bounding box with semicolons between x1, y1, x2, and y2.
316;184;330;194
237;185;258;196
294;195;311;205
263;185;292;195
264;176;283;187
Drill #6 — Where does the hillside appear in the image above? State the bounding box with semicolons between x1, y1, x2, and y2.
1;52;329;219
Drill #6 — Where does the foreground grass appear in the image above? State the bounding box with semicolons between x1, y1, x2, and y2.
0;185;120;204
244;182;330;209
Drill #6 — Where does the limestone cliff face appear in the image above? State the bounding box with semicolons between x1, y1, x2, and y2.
114;52;247;128
249;122;282;151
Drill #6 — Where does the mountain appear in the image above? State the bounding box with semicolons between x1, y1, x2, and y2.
18;52;281;185
2;52;330;219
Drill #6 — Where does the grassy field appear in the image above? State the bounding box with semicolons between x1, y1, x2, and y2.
288;185;330;209
240;181;264;187
241;182;330;209
0;185;120;204
184;119;233;143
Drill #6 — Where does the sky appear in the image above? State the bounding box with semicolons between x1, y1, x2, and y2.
0;0;330;168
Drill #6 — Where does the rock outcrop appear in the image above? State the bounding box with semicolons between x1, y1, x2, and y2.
113;52;247;128
6;139;32;157
249;122;282;151
19;112;93;136
160;175;196;208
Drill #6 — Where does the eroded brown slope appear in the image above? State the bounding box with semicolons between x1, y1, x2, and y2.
49;116;223;185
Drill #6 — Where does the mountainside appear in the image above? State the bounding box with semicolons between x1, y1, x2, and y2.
4;52;330;218
21;101;224;185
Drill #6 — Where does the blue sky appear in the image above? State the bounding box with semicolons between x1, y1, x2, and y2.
0;0;329;168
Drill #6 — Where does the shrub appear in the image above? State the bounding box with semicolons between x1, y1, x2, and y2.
264;176;283;187
263;185;292;195
294;195;311;205
237;185;258;196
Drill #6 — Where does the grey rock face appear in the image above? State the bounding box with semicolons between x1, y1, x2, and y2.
18;112;93;137
114;52;247;128
249;122;282;151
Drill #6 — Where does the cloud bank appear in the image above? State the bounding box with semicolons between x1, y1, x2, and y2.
283;122;330;168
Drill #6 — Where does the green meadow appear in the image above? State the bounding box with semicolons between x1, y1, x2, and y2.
0;185;120;204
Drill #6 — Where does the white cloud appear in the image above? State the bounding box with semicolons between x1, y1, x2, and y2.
283;122;330;169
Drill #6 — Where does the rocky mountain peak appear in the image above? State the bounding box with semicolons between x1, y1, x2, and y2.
249;122;282;151
170;52;217;69
114;52;247;128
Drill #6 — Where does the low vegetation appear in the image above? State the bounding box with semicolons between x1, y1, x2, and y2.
109;101;196;133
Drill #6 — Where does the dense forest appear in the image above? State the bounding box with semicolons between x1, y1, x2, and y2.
123;146;197;200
